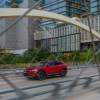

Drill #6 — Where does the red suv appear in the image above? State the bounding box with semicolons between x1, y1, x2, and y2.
24;61;68;80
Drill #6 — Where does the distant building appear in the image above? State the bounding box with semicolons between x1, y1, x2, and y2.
0;0;40;52
80;0;100;51
0;0;100;53
91;0;100;14
80;15;100;51
41;0;90;28
34;0;90;53
34;0;100;53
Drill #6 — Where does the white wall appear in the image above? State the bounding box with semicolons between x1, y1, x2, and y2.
0;19;5;48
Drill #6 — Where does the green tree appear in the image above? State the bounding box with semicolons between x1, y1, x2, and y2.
11;55;24;64
48;54;57;60
35;48;50;61
0;53;14;64
80;49;93;63
23;48;39;63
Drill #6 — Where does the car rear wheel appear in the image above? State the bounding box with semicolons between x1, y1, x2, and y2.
37;71;46;80
60;70;67;77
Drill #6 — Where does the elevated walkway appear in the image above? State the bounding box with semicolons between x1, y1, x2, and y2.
0;8;100;39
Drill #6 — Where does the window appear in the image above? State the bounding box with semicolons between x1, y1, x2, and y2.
55;61;63;65
47;61;55;66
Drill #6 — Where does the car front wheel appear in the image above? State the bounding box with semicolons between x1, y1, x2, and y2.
37;71;46;80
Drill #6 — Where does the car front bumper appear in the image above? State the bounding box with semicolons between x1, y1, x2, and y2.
23;71;38;78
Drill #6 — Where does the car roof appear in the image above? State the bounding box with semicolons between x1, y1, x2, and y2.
41;60;62;63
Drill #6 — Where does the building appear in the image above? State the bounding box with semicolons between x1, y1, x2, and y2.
80;0;100;50
41;0;90;28
91;0;100;14
0;0;100;54
80;15;100;51
34;0;91;53
0;0;41;54
34;0;100;53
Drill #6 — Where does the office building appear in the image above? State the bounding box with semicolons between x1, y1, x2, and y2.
0;0;100;54
34;0;90;53
0;0;40;54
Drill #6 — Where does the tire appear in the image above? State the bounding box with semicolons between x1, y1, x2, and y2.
37;71;46;80
60;70;67;77
23;72;27;76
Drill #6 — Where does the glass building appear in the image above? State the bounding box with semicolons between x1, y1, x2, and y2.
41;0;90;29
91;0;100;14
35;0;91;53
0;0;99;53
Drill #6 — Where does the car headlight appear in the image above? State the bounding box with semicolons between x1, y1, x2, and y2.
31;69;38;72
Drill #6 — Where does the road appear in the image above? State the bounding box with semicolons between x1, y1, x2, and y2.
0;67;100;100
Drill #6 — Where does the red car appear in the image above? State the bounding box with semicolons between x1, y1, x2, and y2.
24;61;68;80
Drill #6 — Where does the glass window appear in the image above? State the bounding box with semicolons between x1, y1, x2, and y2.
58;37;62;52
71;35;75;51
66;36;71;51
55;61;63;65
47;61;55;66
61;37;66;51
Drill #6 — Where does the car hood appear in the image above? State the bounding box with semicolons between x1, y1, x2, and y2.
26;66;41;70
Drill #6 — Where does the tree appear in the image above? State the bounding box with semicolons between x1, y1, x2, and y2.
35;48;50;61
23;48;39;63
48;54;57;60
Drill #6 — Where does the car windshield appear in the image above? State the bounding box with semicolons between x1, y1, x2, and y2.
33;61;47;67
39;61;47;67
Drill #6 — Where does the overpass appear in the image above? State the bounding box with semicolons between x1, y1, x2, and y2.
0;8;100;39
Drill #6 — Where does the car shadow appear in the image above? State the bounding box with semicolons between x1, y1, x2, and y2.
25;75;65;81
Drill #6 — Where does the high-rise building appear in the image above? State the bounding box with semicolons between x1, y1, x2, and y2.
34;0;100;53
91;0;100;14
80;0;100;50
0;0;100;53
41;0;90;28
34;0;90;53
0;0;40;53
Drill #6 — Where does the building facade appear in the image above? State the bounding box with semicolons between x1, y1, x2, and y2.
0;0;40;53
0;0;100;53
34;0;90;53
91;0;100;14
41;0;90;28
34;0;100;53
80;0;100;50
80;15;100;51
34;25;80;53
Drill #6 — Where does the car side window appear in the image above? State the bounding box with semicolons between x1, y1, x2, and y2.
55;61;63;65
47;62;55;67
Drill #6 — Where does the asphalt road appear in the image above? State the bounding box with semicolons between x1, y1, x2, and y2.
0;67;100;100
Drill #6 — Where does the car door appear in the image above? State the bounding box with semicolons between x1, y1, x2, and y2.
45;61;57;75
54;61;63;73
